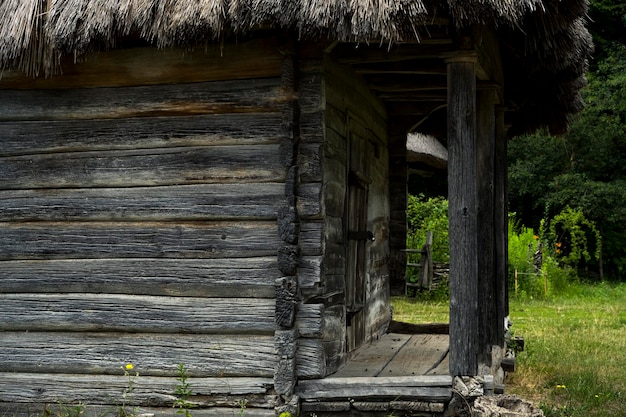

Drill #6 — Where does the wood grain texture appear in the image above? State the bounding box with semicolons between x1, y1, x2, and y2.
0;294;323;336
0;373;275;406
0;257;279;297
0;112;284;156
0;332;324;378
297;375;453;401
447;58;479;376
0;79;286;121
296;339;326;379
1;404;275;417
0;221;282;260
0;145;284;189
0;404;276;417
0;183;283;221
0;38;284;90
0;332;277;377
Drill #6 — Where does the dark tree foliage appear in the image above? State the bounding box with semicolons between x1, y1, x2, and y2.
508;0;626;280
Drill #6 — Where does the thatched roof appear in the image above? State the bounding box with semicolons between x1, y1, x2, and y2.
0;0;592;134
407;133;447;170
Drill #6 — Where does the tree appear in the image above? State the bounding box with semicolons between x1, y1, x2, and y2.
508;3;626;280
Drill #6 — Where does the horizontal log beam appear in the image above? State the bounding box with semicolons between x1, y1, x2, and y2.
0;78;285;121
0;145;285;189
297;375;453;401
0;294;324;336
0;221;283;260
0;37;284;89
0;257;281;297
0;112;285;156
0;256;323;298
0;332;277;377
0;183;284;221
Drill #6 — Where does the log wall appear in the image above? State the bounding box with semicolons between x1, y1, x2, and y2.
0;37;302;416
295;45;391;376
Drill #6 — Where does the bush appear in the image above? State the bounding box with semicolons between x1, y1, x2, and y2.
508;216;547;300
406;194;449;263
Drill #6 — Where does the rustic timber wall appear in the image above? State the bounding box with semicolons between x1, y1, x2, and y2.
0;37;321;417
295;47;391;377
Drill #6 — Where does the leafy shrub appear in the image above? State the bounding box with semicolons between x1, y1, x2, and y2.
508;216;548;300
406;194;449;263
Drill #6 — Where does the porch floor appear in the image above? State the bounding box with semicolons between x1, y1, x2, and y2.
333;332;450;378
297;332;453;415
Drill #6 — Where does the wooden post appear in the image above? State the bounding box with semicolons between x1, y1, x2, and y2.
476;85;497;367
446;53;479;376
388;121;409;296
494;104;508;342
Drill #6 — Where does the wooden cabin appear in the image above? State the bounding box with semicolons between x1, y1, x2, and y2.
0;1;592;416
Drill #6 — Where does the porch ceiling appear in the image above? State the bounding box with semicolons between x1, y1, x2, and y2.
325;18;586;139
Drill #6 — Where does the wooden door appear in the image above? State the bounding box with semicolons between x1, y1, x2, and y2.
346;119;370;352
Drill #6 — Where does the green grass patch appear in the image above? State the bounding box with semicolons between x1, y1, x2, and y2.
391;282;626;417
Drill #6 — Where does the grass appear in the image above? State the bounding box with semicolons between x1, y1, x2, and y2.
391;281;626;417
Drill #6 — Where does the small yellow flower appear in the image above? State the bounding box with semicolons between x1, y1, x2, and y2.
555;242;562;248
595;394;599;398
555;249;561;254
556;384;566;389
533;235;539;240
125;363;134;370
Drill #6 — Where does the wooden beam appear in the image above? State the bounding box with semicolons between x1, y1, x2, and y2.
376;90;447;101
366;74;447;93
495;105;510;330
476;87;498;365
446;53;479;376
385;102;445;117
334;44;456;65
353;59;447;75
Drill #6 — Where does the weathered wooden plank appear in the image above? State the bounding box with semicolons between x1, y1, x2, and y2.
297;143;323;182
297;339;326;379
0;295;320;336
0;38;284;90
0;332;277;377
298;375;453;391
323;55;387;141
382;335;450;376
0;294;277;334
0;183;282;221
0;145;284;189
296;376;453;401
0;221;281;260
332;334;411;378
0;257;278;297
0;113;284;156
297;182;322;219
1;404;275;417
298;221;323;256
0;373;274;407
0;78;285;121
476;88;498;361
298;256;322;288
446;56;479;376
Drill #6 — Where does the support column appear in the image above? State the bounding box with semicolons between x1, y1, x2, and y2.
494;105;509;340
388;121;409;296
476;85;497;370
446;54;479;376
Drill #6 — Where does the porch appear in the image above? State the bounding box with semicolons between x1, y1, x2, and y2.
297;331;456;416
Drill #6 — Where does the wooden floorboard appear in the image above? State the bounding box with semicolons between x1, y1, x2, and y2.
332;333;411;377
382;334;449;376
330;332;450;378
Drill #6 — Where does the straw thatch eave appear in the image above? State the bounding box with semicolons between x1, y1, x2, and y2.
0;0;593;136
0;0;590;75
